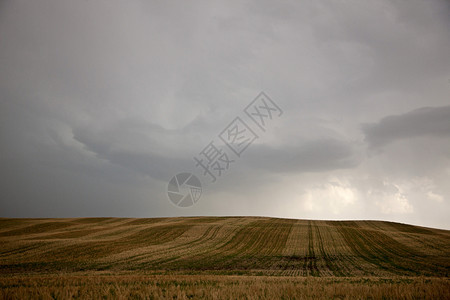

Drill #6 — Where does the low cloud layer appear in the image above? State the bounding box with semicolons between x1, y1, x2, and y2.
1;0;449;229
363;106;450;148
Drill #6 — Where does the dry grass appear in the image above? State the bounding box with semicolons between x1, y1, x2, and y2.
0;217;449;298
0;274;448;299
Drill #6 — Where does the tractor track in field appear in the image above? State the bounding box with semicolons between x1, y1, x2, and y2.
0;217;448;276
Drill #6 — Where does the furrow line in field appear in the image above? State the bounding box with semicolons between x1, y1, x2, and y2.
365;221;450;257
280;220;308;276
114;224;219;267
141;218;251;267
361;224;449;275
332;222;378;276
314;223;344;276
129;218;258;271
304;221;319;276
335;222;446;276
338;222;412;275
356;221;448;274
31;224;194;267
325;222;373;276
162;219;290;272
203;220;275;270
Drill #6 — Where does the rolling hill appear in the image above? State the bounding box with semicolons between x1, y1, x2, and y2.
1;217;449;276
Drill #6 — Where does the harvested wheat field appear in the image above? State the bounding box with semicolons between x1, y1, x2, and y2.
0;217;449;299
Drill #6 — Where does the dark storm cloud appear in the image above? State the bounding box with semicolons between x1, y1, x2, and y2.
72;120;193;181
363;106;450;148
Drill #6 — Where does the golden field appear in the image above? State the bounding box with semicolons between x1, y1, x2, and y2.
0;217;449;299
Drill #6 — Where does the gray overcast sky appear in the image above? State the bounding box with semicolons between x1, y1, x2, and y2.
1;0;449;229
